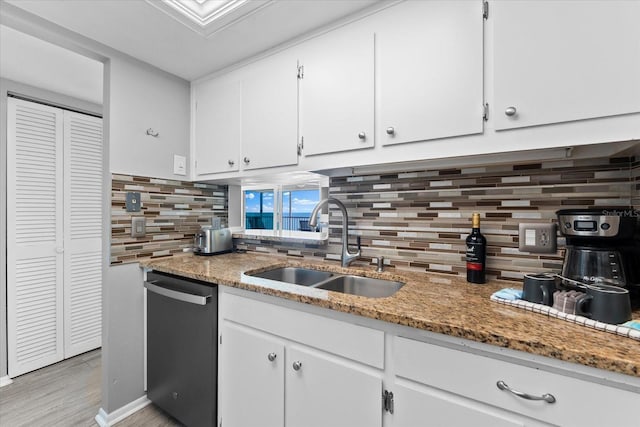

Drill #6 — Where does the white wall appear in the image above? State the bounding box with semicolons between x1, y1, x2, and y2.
109;57;190;180
1;3;191;417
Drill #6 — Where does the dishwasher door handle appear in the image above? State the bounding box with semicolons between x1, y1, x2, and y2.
144;280;211;306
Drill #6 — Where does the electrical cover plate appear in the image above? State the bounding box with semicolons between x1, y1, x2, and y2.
131;216;146;238
126;192;141;212
518;223;557;253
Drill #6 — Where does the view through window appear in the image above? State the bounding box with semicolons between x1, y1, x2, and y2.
244;188;321;232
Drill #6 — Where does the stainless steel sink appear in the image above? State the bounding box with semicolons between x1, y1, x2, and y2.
247;266;404;298
314;275;404;298
248;267;334;286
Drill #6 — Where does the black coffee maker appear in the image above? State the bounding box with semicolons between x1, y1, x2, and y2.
557;208;640;306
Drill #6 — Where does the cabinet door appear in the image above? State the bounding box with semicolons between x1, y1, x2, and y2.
299;25;374;155
193;77;241;175
241;51;298;170
493;1;640;130
219;321;284;427
393;381;540;427
378;0;483;146
286;345;382;427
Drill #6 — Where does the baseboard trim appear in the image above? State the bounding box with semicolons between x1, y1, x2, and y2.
94;395;151;427
0;376;14;388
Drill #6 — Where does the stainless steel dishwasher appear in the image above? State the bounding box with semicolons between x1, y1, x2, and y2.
145;271;217;427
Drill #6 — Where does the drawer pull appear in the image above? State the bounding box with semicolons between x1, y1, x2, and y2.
496;380;556;404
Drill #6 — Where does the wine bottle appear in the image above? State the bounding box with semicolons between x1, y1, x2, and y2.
466;212;486;284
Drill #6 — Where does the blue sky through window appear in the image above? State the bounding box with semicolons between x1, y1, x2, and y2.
245;189;319;215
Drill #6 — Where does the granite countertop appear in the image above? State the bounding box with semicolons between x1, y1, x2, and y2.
139;252;640;378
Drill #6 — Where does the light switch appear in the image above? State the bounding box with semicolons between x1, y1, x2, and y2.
174;154;186;176
131;216;146;238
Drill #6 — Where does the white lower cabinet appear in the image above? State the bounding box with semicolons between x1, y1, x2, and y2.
219;288;639;427
392;382;540;427
394;336;638;427
219;322;284;427
219;290;385;427
286;345;382;427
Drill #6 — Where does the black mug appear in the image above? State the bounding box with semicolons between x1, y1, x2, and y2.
576;284;632;325
522;273;556;306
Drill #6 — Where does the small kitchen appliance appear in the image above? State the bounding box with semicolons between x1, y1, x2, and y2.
193;226;232;255
557;208;640;306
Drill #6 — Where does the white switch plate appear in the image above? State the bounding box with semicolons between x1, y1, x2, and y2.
173;154;186;175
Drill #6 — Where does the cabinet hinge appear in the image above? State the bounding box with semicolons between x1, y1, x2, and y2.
297;136;304;156
219;335;222;345
483;1;489;19
297;65;304;79
383;390;394;414
483;103;489;121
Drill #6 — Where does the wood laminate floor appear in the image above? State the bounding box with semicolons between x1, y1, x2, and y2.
0;349;181;427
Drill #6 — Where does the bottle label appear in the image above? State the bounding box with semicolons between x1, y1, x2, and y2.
466;243;485;270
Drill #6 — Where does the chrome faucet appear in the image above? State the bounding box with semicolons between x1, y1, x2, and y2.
309;198;361;268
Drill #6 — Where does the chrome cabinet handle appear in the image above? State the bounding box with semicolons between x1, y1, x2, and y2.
292;361;302;371
267;353;277;362
386;127;395;135
496;381;556;404
243;157;250;164
358;132;366;140
505;106;517;117
228;159;235;166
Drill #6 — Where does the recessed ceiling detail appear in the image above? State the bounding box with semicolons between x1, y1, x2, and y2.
146;0;271;37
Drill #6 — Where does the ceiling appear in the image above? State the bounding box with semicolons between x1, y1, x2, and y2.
4;0;382;81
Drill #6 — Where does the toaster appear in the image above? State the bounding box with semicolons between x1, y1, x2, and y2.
193;226;233;256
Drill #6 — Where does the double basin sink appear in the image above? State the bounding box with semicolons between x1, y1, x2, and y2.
247;266;404;298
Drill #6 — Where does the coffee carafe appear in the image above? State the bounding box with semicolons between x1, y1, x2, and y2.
557;208;640;306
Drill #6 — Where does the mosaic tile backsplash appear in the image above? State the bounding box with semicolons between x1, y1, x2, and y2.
237;156;635;283
111;174;227;264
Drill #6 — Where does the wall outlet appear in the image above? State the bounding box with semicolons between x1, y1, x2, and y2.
518;223;557;253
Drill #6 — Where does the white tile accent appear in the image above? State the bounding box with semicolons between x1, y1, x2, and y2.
429;243;452;250
347;176;364;182
512;212;542;219
123;185;145;191
430;202;452;208
398;232;418;238
372;240;391;246
438;212;461;218
430;180;453;187
430;264;452;272
373;202;392;209
501;200;530;207
501;176;531;184
398;172;419;179
174;204;190;209
373;183;391;190
380;212;398;218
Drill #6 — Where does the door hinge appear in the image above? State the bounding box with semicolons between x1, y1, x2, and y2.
483;103;489;121
297;65;304;79
297;136;304;156
383;390;394;414
483;1;489;19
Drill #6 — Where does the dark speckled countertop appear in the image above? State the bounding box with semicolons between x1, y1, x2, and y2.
140;252;640;378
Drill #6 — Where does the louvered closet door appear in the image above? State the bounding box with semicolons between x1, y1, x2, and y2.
63;111;103;357
7;98;65;377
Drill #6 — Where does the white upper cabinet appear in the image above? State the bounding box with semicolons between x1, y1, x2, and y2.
493;0;640;130
193;76;241;176
377;0;484;146
298;24;374;156
241;51;299;171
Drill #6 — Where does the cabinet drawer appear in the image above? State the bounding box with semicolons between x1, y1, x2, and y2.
395;336;637;427
222;292;384;368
